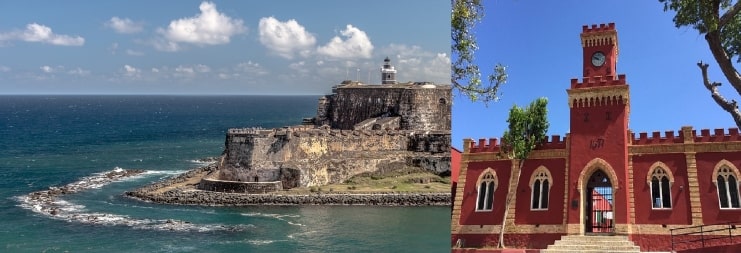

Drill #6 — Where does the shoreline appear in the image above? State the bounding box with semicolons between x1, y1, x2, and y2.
125;165;452;206
16;168;251;232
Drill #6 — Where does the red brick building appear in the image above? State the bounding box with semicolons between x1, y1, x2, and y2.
451;23;741;252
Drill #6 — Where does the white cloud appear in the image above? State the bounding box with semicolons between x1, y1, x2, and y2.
40;65;54;73
289;61;309;74
195;64;210;73
152;38;181;52
258;17;316;59
126;49;144;56
105;17;143;34
68;67;91;76
123;64;141;78
0;23;84;46
377;44;449;84
110;43;119;54
317;25;373;59
0;65;10;72
235;61;268;76
151;68;160;73
175;65;194;74
157;1;245;50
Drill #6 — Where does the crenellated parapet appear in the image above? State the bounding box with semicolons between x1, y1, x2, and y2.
466;135;567;154
570;74;626;89
692;127;741;143
581;23;618;48
630;129;685;145
567;75;629;108
630;127;741;145
227;127;269;136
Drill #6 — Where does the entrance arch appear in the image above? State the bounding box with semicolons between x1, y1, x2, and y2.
577;158;618;234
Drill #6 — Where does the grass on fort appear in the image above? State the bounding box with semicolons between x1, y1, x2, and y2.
286;166;451;194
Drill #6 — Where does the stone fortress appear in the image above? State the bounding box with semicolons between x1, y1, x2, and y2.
198;58;452;193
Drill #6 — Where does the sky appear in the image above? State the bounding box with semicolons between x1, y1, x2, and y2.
0;1;449;95
452;1;741;150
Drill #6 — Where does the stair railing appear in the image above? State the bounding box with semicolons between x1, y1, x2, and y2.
670;221;739;252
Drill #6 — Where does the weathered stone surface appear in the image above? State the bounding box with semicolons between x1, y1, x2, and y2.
128;189;451;206
208;70;452;193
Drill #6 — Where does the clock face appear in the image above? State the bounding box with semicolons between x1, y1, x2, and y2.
592;52;606;67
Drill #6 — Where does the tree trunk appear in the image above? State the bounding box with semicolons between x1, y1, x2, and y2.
498;159;524;248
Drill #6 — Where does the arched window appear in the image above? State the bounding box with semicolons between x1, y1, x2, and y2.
476;169;497;212
530;166;552;210
716;164;741;209
649;167;672;209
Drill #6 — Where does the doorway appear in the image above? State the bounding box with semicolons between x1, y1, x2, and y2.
585;169;614;234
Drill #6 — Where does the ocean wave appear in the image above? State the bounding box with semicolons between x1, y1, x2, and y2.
240;212;304;226
245;239;277;245
287;230;318;239
144;170;188;175
16;167;250;232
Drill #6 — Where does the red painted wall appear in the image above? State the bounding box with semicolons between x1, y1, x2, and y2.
458;160;512;225
567;102;629;225
631;234;738;252
514;158;567;225
695;152;741;224
452;147;462;207
451;233;563;249
452;147;462;184
631;153;691;225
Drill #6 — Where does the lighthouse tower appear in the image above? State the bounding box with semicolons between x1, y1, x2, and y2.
381;57;397;84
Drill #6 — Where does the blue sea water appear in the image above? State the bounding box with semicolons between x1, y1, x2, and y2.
0;96;450;253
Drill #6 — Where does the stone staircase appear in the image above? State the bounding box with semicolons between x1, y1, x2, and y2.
542;235;641;253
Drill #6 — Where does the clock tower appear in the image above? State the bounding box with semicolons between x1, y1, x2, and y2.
566;23;632;234
581;23;618;77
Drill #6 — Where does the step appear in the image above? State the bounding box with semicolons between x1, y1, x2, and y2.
547;245;640;251
543;250;639;253
559;235;629;241
552;240;636;247
541;235;641;253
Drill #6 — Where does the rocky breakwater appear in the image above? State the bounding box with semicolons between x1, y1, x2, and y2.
126;165;451;206
22;167;146;216
18;167;250;232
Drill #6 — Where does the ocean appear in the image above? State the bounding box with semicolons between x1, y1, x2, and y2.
0;95;450;253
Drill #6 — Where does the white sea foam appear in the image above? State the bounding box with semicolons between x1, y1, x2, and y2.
245;240;276;245
16;168;250;232
188;159;216;166
144;170;188;175
287;230;318;239
240;212;304;226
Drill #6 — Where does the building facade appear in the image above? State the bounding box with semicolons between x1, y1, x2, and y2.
451;23;741;252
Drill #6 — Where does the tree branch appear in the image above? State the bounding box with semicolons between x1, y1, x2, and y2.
705;30;741;95
698;61;741;128
719;1;741;28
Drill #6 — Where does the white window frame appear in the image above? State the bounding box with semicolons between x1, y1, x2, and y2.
649;167;672;209
529;166;552;211
475;168;497;212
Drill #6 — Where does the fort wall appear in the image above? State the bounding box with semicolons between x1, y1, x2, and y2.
221;127;450;187
318;83;451;131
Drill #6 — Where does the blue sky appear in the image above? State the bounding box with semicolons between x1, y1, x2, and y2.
452;1;741;149
0;1;449;95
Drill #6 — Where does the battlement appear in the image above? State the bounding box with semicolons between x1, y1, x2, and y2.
630;129;685;145
228;127;448;139
693;128;741;143
581;23;617;47
228;127;269;136
467;135;567;154
582;23;616;33
630;127;741;145
570;74;626;89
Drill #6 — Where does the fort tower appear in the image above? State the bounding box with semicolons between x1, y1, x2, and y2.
381;57;397;84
